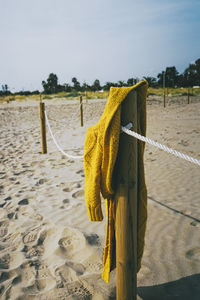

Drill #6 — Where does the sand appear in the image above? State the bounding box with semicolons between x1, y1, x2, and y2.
0;95;200;299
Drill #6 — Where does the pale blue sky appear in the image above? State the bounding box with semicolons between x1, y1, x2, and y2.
0;0;200;91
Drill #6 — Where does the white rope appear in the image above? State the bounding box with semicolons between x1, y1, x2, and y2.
44;110;83;159
44;110;200;166
121;125;200;166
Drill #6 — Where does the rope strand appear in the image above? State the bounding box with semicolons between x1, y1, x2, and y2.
44;109;200;167
121;126;200;166
45;110;83;159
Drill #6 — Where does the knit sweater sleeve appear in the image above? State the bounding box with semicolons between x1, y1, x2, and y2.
84;126;103;221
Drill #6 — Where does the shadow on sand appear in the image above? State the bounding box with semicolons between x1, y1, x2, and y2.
138;273;200;300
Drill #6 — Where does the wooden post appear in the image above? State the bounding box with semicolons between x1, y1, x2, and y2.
40;102;47;154
187;88;190;104
85;91;88;104
163;88;166;108
115;90;138;300
163;71;166;108
80;96;83;126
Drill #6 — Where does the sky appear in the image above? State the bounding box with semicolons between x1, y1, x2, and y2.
0;0;200;92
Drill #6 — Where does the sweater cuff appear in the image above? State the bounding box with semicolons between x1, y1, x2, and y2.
88;205;103;221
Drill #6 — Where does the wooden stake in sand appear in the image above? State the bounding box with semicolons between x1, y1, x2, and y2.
115;90;138;300
40;102;47;154
163;88;166;108
80;96;83;127
187;88;190;104
163;71;166;108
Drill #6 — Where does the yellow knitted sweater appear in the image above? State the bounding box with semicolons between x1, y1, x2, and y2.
84;80;148;283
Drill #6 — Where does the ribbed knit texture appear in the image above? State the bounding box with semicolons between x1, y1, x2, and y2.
84;80;148;283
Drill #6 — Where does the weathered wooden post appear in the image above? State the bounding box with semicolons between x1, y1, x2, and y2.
187;88;190;104
115;90;138;300
163;71;166;108
163;88;166;108
85;91;88;104
80;95;83;126
40;102;47;154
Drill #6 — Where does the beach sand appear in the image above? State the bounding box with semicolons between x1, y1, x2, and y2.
0;95;200;299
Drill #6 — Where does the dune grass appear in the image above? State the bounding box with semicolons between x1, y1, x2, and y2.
148;87;200;97
0;88;200;103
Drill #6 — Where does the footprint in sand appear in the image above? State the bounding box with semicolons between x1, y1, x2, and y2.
179;139;189;147
0;202;6;208
34;213;43;221
76;169;84;175
18;199;29;205
17;189;25;195
55;263;78;285
83;254;103;272
190;221;198;227
7;212;15;219
65;261;85;276
65;181;82;189
63;199;70;204
35;178;47;186
186;248;200;262
0;251;24;270
0;253;10;269
19;261;36;284
36;264;56;291
72;190;84;198
68;160;75;163
25;246;44;259
2;232;21;252
63;187;73;193
23;229;40;244
58;227;86;258
67;281;92;299
84;233;100;246
13;170;26;176
0;224;8;238
0;271;10;284
74;183;81;188
9;177;16;182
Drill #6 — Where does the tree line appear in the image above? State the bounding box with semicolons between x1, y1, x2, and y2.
1;58;200;96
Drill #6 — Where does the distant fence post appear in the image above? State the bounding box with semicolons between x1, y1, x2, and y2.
80;96;83;126
40;102;47;154
115;90;138;300
163;88;166;108
187;88;190;104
